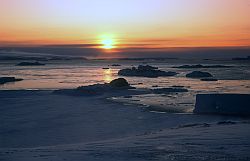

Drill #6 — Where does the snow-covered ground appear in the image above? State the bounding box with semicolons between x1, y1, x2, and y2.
2;123;249;161
0;90;249;161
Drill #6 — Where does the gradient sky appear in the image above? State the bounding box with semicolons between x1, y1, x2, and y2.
1;0;250;49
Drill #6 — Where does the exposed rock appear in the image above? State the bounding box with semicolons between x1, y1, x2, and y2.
217;121;236;125
173;64;233;68
118;65;178;78
76;84;111;95
152;87;188;94
124;95;133;98
200;78;218;81
176;123;211;129
138;65;158;70
16;61;45;66
54;78;134;96
0;77;23;84
186;71;213;78
109;78;130;88
111;64;121;67
171;85;185;88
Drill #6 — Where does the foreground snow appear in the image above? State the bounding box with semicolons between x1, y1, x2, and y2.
0;90;249;161
1;122;250;161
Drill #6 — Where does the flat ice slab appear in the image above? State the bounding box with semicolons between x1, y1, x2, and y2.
194;94;250;116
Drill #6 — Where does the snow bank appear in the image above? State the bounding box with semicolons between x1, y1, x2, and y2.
194;94;250;116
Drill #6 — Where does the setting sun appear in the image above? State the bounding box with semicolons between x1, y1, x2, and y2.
1;1;250;160
102;39;114;49
100;35;116;50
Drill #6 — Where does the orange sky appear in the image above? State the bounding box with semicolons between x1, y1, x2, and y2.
0;0;250;48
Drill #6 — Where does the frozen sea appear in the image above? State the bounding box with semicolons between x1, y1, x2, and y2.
0;58;250;161
0;59;249;112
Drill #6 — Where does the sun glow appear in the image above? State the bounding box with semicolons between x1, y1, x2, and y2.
100;35;116;50
102;39;114;49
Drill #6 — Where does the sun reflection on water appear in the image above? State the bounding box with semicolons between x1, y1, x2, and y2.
103;68;114;83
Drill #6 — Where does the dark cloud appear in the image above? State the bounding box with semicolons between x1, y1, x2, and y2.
1;45;249;59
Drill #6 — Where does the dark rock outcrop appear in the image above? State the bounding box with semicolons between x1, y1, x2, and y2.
54;78;134;96
110;78;130;88
152;87;188;94
111;64;121;67
200;78;218;81
186;71;213;78
16;62;45;66
138;65;158;70
0;77;23;84
118;65;178;78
